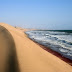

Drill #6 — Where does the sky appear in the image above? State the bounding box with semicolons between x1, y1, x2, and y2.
0;0;72;30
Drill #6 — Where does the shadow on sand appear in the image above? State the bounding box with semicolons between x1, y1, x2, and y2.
0;26;20;72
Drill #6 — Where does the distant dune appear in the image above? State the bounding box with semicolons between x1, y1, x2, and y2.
0;23;72;72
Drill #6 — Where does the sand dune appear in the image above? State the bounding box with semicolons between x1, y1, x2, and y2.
0;23;72;72
0;24;20;72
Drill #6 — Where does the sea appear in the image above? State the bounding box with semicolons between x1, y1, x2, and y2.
25;30;72;60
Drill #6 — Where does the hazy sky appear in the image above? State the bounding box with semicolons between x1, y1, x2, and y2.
0;0;72;29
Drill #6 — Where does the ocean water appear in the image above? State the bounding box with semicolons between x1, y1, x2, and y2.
25;30;72;60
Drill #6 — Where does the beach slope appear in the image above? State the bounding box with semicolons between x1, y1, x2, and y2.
0;23;72;72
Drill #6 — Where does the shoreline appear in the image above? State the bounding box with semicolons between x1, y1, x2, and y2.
28;37;72;66
38;44;72;66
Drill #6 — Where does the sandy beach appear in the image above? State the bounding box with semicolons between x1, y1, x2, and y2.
0;23;72;72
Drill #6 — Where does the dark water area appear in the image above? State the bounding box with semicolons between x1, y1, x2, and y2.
25;30;72;60
37;30;72;33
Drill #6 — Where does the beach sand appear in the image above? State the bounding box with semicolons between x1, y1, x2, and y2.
31;41;72;66
0;23;72;72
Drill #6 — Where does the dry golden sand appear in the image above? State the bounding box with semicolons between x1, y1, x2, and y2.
0;23;72;72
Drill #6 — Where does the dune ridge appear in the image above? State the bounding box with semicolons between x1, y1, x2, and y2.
0;25;20;72
0;23;72;72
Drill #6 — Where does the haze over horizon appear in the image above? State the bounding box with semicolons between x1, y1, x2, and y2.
0;0;72;30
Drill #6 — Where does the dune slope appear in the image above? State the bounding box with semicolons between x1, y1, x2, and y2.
0;23;72;72
0;25;20;72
